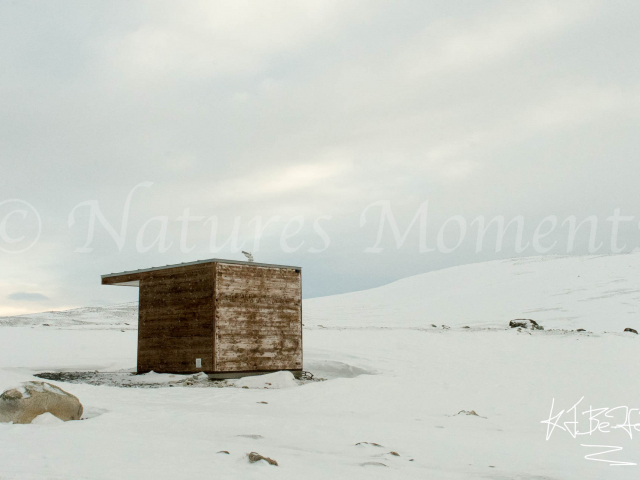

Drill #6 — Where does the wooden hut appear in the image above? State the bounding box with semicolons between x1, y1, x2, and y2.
101;259;302;378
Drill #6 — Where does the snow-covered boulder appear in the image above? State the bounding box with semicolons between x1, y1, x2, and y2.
0;381;83;424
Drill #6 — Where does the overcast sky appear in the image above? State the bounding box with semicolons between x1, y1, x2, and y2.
1;0;639;316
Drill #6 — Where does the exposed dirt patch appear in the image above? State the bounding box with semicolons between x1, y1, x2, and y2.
34;371;323;389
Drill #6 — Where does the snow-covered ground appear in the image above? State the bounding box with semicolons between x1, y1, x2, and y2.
1;254;639;479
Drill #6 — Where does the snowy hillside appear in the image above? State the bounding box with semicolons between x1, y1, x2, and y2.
304;253;640;332
5;254;640;333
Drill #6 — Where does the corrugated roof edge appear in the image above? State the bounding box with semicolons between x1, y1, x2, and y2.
101;258;302;279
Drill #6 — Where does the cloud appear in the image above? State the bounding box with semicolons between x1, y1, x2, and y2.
215;160;351;200
7;292;50;302
1;0;640;305
106;0;366;79
399;2;592;79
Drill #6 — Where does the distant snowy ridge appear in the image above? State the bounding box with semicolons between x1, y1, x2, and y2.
0;302;138;328
3;254;640;332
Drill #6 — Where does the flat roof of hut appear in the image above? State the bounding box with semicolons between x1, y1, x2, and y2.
102;258;302;378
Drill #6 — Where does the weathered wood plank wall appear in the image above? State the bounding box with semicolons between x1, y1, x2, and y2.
137;265;214;373
215;263;302;372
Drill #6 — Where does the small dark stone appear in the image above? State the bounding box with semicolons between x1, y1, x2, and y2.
624;328;638;334
577;328;586;332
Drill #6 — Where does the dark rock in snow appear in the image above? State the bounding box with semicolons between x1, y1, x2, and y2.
577;328;586;332
247;452;278;466
509;319;543;330
624;328;638;334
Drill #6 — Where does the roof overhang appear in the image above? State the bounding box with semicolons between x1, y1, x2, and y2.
101;258;302;287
